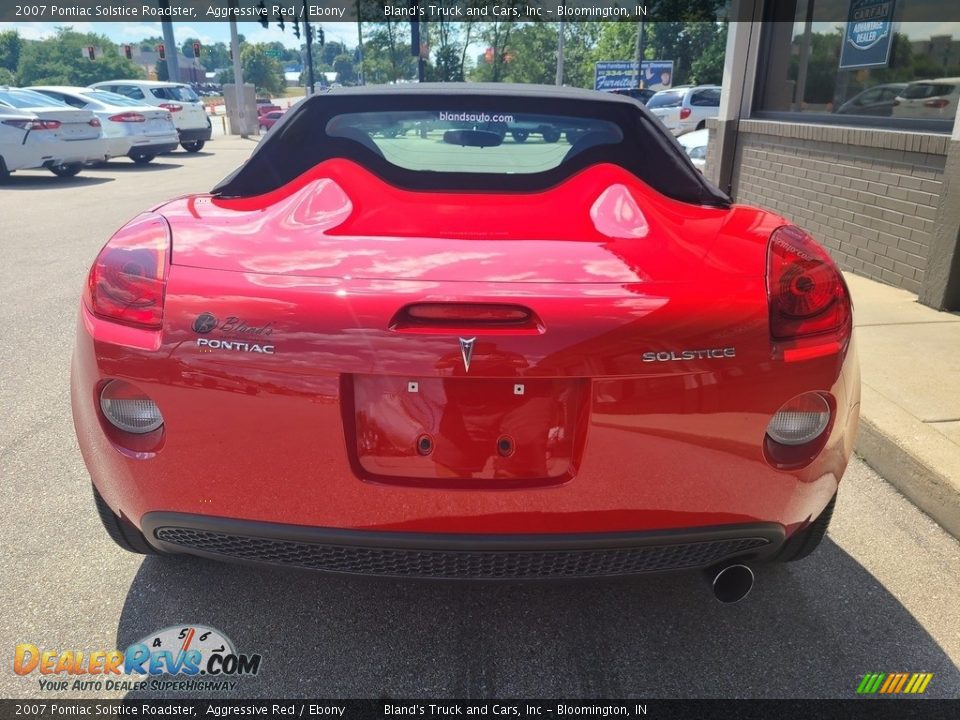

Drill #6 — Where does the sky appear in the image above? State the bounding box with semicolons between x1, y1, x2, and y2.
0;21;361;50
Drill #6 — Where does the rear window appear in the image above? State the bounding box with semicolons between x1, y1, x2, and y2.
80;90;145;107
690;88;721;107
113;85;145;100
0;89;67;108
646;91;684;109
902;83;955;99
326;111;623;175
152;86;200;103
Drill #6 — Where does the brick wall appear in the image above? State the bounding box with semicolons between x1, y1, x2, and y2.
707;120;948;294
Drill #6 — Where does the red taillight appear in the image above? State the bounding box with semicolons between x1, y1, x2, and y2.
108;112;145;123
924;98;950;109
88;118;101;128
2;119;61;130
766;225;851;342
83;214;170;329
679;107;692;120
158;103;182;113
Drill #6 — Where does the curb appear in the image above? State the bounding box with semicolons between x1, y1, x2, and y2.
854;385;960;540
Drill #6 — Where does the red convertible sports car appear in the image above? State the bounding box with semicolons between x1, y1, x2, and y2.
72;85;859;601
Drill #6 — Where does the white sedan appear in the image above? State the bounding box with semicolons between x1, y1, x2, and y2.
676;128;709;172
30;86;179;164
0;88;110;179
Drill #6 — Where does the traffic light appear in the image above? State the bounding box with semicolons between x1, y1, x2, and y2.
157;44;165;60
86;46;95;60
258;0;268;28
123;44;132;60
292;20;300;39
192;41;201;58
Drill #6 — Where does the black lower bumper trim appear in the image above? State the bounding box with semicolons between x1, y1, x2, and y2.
177;128;212;143
130;143;178;157
141;513;784;579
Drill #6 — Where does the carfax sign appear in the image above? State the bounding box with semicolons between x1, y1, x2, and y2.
595;60;675;91
839;0;897;70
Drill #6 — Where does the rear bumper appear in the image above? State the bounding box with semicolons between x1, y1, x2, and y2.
177;126;212;143
142;512;785;579
129;141;179;157
36;137;111;165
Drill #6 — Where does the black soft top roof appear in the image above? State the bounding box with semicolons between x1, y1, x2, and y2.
211;83;731;207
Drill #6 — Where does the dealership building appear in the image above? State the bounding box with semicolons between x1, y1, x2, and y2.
705;0;960;311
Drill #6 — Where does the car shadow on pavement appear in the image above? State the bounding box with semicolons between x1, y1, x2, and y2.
116;536;960;699
1;174;113;188
85;162;183;173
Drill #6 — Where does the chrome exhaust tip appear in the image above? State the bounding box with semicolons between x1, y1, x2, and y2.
711;563;755;603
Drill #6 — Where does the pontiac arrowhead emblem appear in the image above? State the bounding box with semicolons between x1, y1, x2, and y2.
459;337;476;373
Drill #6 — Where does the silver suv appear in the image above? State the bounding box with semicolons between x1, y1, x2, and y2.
646;85;722;136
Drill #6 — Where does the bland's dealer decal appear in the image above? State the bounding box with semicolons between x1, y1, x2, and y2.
192;313;276;354
14;625;261;693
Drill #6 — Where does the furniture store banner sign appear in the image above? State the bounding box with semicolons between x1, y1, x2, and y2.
839;0;897;70
595;61;675;91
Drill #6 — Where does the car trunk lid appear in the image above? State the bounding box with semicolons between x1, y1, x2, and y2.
164;160;731;285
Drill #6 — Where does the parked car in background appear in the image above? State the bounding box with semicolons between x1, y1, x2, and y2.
676;127;709;172
835;83;907;117
891;77;960;120
0;87;109;177
89;80;212;152
257;98;282;117
30;86;179;164
258;110;285;132
646;85;722;136
611;87;657;104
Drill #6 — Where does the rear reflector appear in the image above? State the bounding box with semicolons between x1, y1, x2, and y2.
100;380;163;434
84;214;170;329
766;393;830;446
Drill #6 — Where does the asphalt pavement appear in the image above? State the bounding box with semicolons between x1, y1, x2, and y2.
1;137;958;700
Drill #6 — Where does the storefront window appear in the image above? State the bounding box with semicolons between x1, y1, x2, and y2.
754;0;960;132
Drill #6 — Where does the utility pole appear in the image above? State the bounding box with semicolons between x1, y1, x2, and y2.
304;17;316;95
158;4;179;82
228;3;246;137
555;21;565;86
356;0;364;85
634;17;646;88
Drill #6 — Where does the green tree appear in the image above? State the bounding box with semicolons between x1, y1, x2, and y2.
220;44;286;95
561;23;603;89
470;20;518;82
0;30;23;73
0;66;14;85
688;22;727;85
16;27;144;86
363;24;414;83
333;53;356;84
139;36;163;52
592;22;638;65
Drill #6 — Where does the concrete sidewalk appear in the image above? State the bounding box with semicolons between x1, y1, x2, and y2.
846;273;960;539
